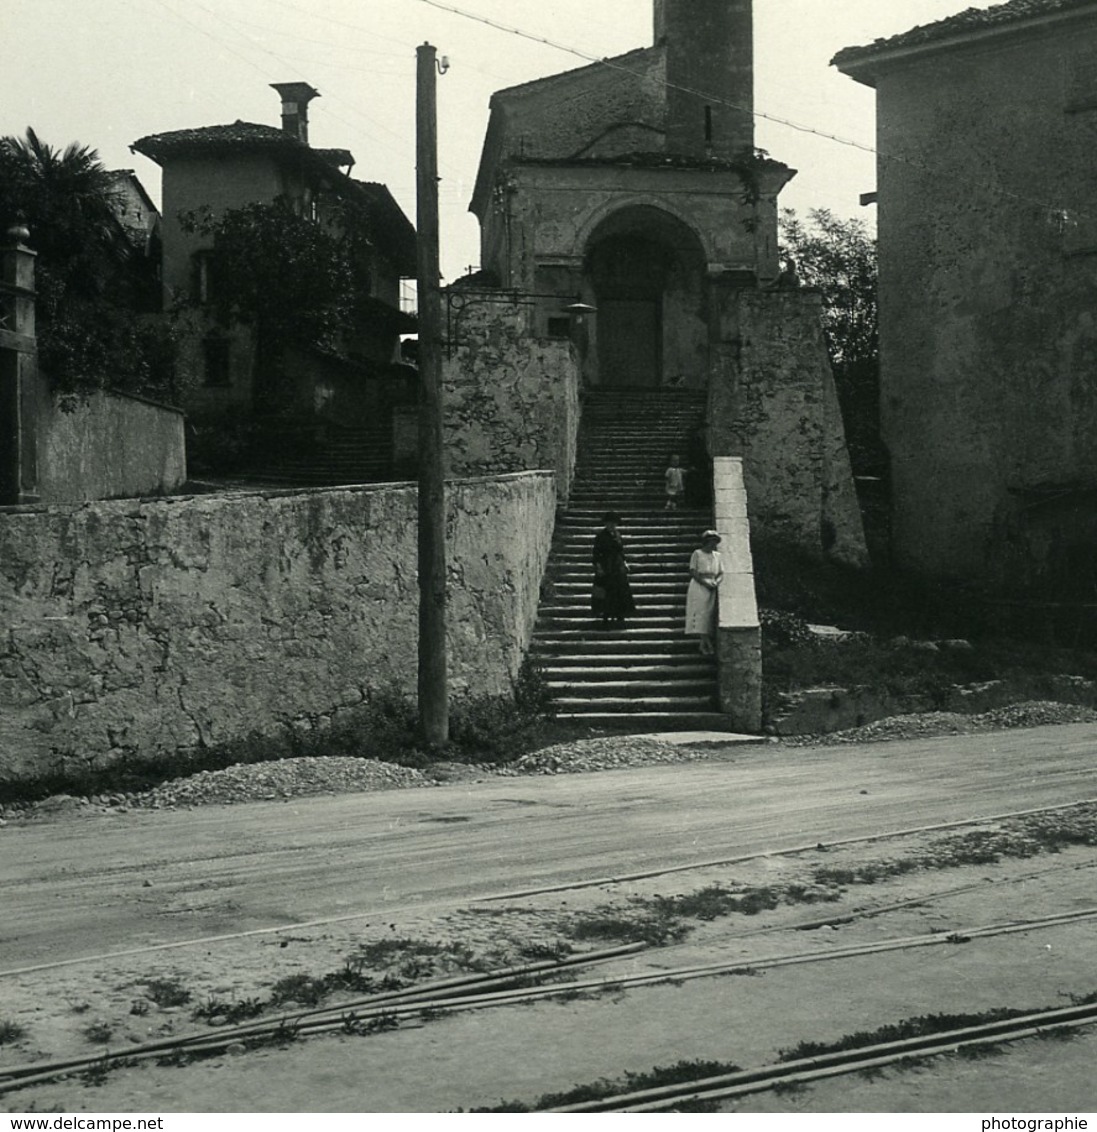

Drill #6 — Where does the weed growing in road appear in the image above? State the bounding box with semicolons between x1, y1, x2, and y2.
81;1021;113;1044
192;995;265;1024
79;1055;137;1087
777;1009;1025;1063
564;905;689;947
339;1009;399;1036
471;1058;743;1112
562;881;844;947
811;804;1097;891
141;977;192;1008
955;1042;1004;1059
269;974;331;1008
0;1019;27;1045
772;1080;810;1096
519;941;575;962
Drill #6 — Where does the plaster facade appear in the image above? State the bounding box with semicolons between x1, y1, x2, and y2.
35;383;186;503
0;473;555;784
836;3;1097;586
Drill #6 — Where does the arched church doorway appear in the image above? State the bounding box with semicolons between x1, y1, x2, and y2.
584;206;707;389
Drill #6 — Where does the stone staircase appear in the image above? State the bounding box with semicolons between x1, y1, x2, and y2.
530;388;729;730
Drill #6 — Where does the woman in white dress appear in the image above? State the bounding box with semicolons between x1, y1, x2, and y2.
685;529;723;656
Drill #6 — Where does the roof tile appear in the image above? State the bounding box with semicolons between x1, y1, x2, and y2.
833;0;1097;67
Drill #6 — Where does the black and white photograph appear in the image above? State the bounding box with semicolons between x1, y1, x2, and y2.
2;0;1097;1119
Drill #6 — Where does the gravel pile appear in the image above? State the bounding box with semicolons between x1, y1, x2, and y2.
787;700;1097;746
124;757;434;810
511;736;701;775
5;701;1096;823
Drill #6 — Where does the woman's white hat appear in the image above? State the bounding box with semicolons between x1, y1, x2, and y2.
701;529;721;543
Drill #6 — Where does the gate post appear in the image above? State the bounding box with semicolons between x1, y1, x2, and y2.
0;223;39;505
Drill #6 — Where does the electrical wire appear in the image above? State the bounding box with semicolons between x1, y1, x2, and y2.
411;0;1093;227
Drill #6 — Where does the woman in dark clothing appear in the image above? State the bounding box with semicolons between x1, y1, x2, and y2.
685;422;713;506
592;512;636;626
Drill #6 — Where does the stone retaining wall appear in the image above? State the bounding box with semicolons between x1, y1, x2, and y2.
0;472;555;784
443;292;580;501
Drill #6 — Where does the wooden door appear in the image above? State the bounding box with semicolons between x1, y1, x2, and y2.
598;298;660;387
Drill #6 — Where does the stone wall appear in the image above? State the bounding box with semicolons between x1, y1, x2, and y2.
443;292;580;501
0;472;555;784
35;381;187;503
709;289;868;567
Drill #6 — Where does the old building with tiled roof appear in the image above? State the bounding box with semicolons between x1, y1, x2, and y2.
455;0;867;566
834;1;1097;594
131;83;417;481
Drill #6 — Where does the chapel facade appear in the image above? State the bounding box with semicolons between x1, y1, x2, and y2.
470;0;788;391
455;0;866;565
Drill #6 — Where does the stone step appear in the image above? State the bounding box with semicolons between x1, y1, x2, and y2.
559;512;709;523
549;562;688;574
552;710;731;730
541;663;713;680
539;602;685;616
531;641;703;658
543;674;715;692
530;388;720;734
533;627;693;643
552;694;717;712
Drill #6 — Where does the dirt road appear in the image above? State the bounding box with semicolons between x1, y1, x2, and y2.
3;723;1097;1113
4;723;1097;973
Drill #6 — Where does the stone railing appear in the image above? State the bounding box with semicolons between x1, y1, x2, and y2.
713;455;762;732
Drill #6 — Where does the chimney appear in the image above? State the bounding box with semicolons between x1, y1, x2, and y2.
270;82;320;145
661;0;753;159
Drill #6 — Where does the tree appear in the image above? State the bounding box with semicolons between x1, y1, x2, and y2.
179;196;373;410
779;207;881;474
0;128;179;403
0;128;132;299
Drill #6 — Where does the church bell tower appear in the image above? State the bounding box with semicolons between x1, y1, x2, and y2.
655;0;754;159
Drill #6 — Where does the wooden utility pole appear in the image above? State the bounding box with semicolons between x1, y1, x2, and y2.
416;42;448;747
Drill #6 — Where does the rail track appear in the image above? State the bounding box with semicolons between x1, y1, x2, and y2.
547;1002;1097;1112
4;906;1096;1098
3;795;1096;1109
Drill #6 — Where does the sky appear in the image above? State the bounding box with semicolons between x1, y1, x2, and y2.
4;0;1002;279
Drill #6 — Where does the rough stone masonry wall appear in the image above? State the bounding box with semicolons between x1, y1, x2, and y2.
443;293;580;501
0;473;555;784
709;289;867;567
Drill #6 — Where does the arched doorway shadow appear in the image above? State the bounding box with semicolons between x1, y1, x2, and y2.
584;206;708;390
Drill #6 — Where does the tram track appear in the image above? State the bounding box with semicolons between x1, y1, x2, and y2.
547;1003;1097;1112
4;905;1094;1098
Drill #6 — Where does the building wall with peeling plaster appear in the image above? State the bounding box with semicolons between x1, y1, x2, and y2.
0;472;555;783
838;16;1097;584
443;293;580;502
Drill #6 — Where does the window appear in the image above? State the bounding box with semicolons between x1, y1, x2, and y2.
202;337;231;387
546;316;571;339
192;251;217;305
